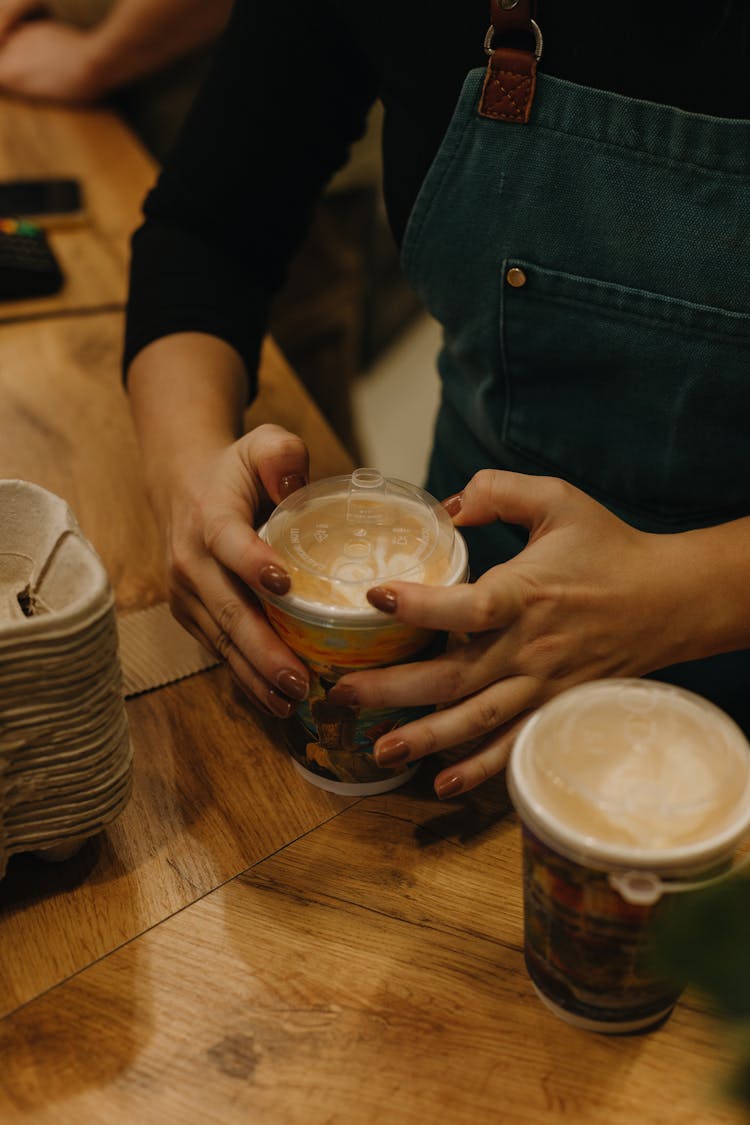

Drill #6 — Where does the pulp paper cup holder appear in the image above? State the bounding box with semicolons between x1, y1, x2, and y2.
0;480;132;877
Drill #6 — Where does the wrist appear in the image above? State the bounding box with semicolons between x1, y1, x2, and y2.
141;430;230;534
127;333;247;526
640;521;750;669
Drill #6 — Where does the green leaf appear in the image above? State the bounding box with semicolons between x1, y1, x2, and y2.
653;876;750;1019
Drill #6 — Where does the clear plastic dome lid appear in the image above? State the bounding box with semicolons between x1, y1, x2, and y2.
509;679;750;866
262;468;465;610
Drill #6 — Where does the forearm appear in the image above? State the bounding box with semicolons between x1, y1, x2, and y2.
127;332;247;520
646;517;750;667
85;0;233;93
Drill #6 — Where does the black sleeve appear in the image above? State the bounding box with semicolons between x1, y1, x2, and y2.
123;0;378;398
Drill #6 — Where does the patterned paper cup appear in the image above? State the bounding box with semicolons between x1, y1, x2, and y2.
507;679;750;1033
258;469;468;795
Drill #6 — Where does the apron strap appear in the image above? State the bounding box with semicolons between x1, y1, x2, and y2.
479;0;542;124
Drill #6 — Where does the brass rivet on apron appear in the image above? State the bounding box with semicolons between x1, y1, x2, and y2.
506;267;527;288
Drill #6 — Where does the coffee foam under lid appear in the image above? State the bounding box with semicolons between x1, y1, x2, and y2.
263;469;462;609
508;679;750;867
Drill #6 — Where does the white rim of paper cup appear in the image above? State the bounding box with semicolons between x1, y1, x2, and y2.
291;758;419;795
257;521;468;626
507;679;750;873
530;983;675;1034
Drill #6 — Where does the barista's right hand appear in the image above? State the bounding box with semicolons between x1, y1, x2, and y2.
158;423;311;718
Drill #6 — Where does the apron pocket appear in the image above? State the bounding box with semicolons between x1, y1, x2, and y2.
500;259;750;526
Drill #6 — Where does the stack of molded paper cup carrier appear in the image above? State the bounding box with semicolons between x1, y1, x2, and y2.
0;480;132;877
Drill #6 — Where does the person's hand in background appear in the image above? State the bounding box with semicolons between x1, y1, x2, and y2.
0;18;102;101
0;0;232;102
329;469;747;798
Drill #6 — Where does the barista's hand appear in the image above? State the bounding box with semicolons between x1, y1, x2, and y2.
329;470;691;797
0;20;102;101
160;424;311;718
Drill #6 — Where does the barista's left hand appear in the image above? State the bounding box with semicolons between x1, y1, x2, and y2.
328;470;698;798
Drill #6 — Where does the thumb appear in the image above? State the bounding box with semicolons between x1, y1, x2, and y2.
449;469;570;536
242;424;310;506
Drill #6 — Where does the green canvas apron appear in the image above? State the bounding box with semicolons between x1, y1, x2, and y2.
400;52;750;729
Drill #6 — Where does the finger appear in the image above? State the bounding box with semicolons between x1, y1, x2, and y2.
364;569;521;634
176;589;299;717
451;469;574;535
433;713;531;798
241;423;310;505
202;507;295;598
329;633;511;711
225;666;295;720
371;676;539;770
180;562;309;697
169;601;220;660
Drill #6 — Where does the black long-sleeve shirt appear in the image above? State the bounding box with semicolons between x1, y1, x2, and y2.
125;0;750;393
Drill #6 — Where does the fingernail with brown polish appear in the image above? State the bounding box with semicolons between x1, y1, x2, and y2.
442;492;464;518
279;474;308;499
260;564;291;595
266;688;294;718
277;669;309;700
367;586;398;614
375;739;410;768
327;683;358;707
435;774;463;800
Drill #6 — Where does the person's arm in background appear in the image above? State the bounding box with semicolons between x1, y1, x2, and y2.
0;0;233;101
125;0;377;713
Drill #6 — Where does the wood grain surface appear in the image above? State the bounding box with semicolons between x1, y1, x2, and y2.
0;96;157;320
0;776;743;1124
0;668;355;1017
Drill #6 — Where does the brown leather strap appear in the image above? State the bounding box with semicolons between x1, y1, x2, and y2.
489;0;536;37
479;0;540;124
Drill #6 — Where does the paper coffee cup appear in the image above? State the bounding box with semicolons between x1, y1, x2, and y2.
507;679;750;1033
258;468;468;795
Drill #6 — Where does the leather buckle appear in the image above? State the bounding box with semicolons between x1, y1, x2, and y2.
479;0;542;125
483;18;544;61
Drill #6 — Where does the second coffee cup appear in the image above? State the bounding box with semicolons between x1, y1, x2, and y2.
507;679;750;1033
258;468;468;795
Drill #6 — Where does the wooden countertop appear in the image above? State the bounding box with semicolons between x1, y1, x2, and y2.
0;95;744;1124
